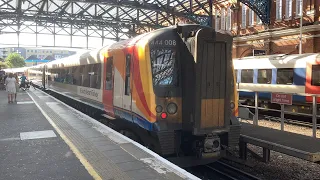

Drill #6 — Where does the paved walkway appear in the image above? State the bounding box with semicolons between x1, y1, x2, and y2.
0;90;92;180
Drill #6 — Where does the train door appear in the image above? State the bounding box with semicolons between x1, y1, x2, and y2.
103;56;115;116
122;54;133;116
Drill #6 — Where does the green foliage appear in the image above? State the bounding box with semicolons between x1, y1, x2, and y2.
0;61;8;69
5;53;26;68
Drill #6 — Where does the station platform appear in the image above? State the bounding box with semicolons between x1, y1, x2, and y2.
0;89;199;180
239;122;320;163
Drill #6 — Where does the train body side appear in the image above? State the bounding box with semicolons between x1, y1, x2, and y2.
233;53;320;113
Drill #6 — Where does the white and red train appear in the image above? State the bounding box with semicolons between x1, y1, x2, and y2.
234;53;320;114
23;25;240;166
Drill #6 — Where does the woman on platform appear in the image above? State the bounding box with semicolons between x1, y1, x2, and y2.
5;73;17;103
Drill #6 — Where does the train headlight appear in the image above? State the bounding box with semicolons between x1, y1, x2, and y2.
166;103;178;114
230;102;235;109
156;105;163;113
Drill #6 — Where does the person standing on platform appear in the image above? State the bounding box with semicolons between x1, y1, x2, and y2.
20;74;27;89
14;73;19;102
5;73;16;103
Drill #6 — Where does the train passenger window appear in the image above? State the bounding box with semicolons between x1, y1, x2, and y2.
258;69;272;84
241;69;253;83
82;65;91;87
311;65;320;86
105;57;113;90
125;54;131;95
94;64;101;89
88;64;101;89
277;68;293;85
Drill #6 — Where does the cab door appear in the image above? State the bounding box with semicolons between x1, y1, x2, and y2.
122;54;133;117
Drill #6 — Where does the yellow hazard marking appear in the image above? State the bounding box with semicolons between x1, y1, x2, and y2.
27;91;102;180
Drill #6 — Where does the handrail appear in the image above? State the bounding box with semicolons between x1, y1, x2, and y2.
236;89;318;138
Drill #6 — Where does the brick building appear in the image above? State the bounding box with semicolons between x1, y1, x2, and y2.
213;0;320;58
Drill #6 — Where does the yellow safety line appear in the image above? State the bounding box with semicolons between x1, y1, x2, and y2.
27;91;102;180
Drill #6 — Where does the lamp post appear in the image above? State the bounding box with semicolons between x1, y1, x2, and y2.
299;0;303;54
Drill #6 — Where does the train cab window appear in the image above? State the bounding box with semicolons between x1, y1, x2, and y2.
241;69;253;83
125;54;131;95
277;68;293;85
258;69;272;84
311;65;320;86
105;57;113;90
150;48;177;86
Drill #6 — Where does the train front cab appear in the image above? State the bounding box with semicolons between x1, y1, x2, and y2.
147;25;240;165
100;25;240;166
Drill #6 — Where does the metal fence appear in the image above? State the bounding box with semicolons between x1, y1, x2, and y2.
237;89;318;138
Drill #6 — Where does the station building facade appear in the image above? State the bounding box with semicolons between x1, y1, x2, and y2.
213;0;320;58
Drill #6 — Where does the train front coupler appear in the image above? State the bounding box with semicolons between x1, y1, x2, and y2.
194;133;221;158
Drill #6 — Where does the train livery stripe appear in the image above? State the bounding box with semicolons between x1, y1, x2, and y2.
138;43;156;119
131;45;156;122
238;83;306;94
113;106;155;131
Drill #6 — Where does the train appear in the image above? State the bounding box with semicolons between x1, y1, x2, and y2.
233;53;320;114
23;24;241;166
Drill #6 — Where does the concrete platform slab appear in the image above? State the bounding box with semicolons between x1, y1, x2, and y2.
0;88;200;180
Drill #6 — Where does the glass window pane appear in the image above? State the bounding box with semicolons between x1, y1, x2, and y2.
258;69;272;84
241;69;253;83
312;65;320;86
277;68;293;84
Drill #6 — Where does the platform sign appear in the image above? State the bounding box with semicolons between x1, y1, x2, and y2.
253;49;266;56
271;93;292;105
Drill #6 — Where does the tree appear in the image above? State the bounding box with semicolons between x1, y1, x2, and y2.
5;53;26;68
0;61;7;69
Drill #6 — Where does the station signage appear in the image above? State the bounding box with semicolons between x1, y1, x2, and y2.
271;93;292;105
253;49;266;56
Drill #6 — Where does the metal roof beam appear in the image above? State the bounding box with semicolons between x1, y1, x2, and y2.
38;0;48;14
59;0;209;24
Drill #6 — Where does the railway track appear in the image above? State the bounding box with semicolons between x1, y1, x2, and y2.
241;105;320;129
262;115;320;129
189;160;261;180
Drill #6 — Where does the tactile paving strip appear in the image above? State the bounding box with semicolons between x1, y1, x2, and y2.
28;91;131;180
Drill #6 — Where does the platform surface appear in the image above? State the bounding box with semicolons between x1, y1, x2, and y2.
0;89;199;180
241;122;320;153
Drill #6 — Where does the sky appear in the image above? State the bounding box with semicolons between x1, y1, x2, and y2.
0;32;118;50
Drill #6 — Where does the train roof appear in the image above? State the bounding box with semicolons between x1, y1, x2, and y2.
29;24;205;69
233;53;320;69
2;67;28;73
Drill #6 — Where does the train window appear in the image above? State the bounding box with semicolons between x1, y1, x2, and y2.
277;68;293;85
150;48;177;86
311;65;320;86
105;57;113;90
241;69;253;83
82;65;91;87
125;54;131;95
89;64;101;89
258;69;272;84
93;64;101;89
